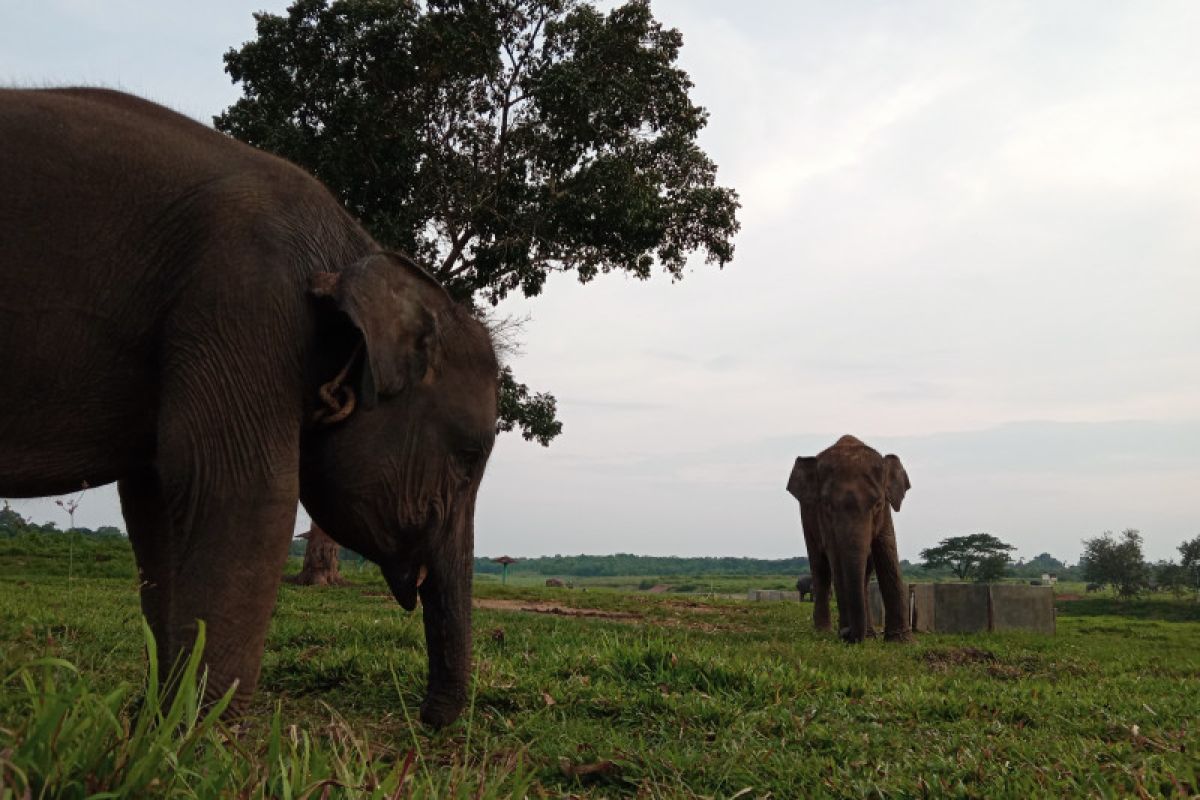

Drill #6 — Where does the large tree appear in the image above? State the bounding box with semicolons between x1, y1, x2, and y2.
217;0;740;582
217;0;738;437
1080;529;1148;598
919;533;1016;582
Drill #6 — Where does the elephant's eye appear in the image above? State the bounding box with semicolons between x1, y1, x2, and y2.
457;439;492;471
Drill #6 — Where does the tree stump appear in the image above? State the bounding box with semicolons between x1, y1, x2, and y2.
285;524;348;586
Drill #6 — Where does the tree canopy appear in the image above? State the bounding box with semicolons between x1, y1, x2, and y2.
1080;529;1148;598
1153;560;1188;597
216;0;740;444
1178;533;1200;596
919;533;1015;582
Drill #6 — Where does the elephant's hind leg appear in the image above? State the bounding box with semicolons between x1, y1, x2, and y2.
872;518;912;643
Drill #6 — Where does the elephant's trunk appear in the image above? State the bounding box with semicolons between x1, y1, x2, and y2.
835;541;871;644
415;498;475;728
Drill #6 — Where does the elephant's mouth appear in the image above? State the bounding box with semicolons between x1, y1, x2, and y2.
381;561;428;611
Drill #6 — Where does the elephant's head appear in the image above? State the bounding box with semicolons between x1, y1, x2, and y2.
298;252;498;726
787;435;909;528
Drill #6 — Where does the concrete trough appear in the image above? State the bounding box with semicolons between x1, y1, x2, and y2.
910;583;1055;635
747;589;801;602
989;583;1056;635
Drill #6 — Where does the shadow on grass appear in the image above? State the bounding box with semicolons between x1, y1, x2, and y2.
1056;596;1200;622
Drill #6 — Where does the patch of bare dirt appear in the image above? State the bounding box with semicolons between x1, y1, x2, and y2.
472;598;642;622
471;598;750;632
660;600;730;614
922;646;998;670
922;646;1048;680
361;592;743;630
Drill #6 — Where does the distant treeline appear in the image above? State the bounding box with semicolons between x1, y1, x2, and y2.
474;552;1085;581
475;554;811;577
1;507;1087;582
0;506;124;540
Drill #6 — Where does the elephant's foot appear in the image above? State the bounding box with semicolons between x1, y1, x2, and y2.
884;629;914;643
813;622;833;633
838;627;866;644
863;626;878;640
419;689;467;728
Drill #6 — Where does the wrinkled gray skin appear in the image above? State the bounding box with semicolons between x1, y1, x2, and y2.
787;436;912;643
0;88;498;727
795;574;813;601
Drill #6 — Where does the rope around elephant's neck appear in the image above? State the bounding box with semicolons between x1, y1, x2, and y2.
312;341;365;426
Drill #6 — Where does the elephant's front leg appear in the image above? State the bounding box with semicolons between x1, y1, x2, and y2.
151;363;302;713
872;514;913;643
801;509;832;632
158;478;298;712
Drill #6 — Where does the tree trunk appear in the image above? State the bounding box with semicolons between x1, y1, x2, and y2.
285;524;348;586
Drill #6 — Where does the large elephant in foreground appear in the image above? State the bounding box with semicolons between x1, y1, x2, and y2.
0;88;499;727
786;436;912;643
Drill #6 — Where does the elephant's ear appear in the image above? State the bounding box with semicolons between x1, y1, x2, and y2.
786;456;819;504
310;253;447;408
883;454;910;511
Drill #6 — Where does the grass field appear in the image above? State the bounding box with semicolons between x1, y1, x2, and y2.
1;542;1198;798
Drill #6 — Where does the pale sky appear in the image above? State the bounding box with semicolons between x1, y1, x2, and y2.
3;1;1198;563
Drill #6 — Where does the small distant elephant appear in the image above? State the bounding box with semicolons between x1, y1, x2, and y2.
545;578;565;588
1029;580;1043;586
795;574;814;601
0;89;499;728
787;435;912;643
1086;582;1103;593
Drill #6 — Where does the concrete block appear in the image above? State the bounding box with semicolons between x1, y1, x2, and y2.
867;581;884;630
937;584;991;633
910;583;1055;635
748;589;803;602
989;584;1056;634
911;584;935;632
913;583;990;634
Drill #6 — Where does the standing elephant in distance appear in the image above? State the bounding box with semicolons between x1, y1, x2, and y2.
0;88;499;728
795;574;813;602
787;435;913;643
